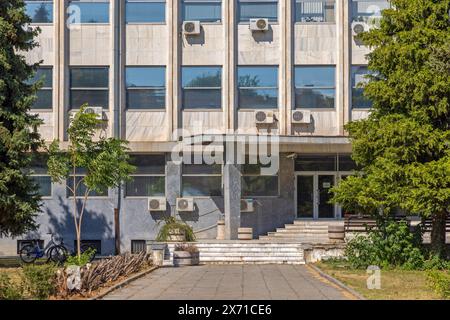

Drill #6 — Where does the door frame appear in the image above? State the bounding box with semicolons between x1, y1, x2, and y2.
294;172;352;220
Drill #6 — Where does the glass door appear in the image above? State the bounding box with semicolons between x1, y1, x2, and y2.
296;175;314;218
318;175;335;218
296;174;337;219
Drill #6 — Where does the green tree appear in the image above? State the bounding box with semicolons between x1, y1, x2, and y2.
332;0;450;257
47;106;135;258
0;0;44;236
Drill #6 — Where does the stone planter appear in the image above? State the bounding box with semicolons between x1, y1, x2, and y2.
152;249;164;266
328;225;345;243
238;227;253;240
173;251;200;267
168;228;186;242
216;220;225;240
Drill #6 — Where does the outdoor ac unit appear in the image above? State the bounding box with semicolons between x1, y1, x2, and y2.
249;18;269;31
176;197;194;212
292;110;312;124
182;21;201;35
148;197;167;211
69;106;103;124
241;199;254;213
255;110;275;124
351;21;370;36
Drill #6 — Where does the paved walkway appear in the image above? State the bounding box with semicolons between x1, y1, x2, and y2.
103;264;354;300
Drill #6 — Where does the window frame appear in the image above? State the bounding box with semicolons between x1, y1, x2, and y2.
125;66;166;111
30;175;53;199
181;0;222;23
181;162;223;197
125;0;166;24
181;66;223;110
294;0;336;24
237;0;279;24
25;0;54;25
69;66;110;110
294;65;336;109
30;66;53;111
68;0;111;25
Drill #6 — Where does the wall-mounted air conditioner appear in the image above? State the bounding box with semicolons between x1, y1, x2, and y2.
176;197;194;212
255;110;275;124
249;18;269;31
351;21;371;36
148;197;167;211
183;21;201;35
292;110;312;124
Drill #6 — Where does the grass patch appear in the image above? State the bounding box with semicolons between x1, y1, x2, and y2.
316;260;446;300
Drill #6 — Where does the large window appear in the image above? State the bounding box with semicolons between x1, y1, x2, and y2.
29;67;53;110
126;67;166;109
25;1;53;23
69;67;109;110
125;155;166;197
125;0;165;23
238;0;278;22
351;0;389;22
182;163;222;196
29;157;52;197
238;66;278;109
182;0;222;22
68;0;110;24
294;66;335;109
295;0;335;23
182;66;222;109
351;65;372;109
241;164;278;197
294;154;357;171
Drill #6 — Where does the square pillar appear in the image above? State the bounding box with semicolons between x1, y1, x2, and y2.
166;160;181;216
224;163;241;240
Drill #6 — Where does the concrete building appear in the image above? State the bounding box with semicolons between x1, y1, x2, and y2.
0;0;389;256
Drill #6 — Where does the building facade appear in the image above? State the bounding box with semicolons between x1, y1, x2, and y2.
0;0;389;255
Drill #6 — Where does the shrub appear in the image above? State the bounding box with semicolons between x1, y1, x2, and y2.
426;271;450;299
0;273;23;300
345;220;425;270
64;248;96;267
156;216;196;242
423;254;450;271
22;264;58;300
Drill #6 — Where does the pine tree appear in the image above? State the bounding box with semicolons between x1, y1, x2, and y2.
0;1;43;236
332;0;450;257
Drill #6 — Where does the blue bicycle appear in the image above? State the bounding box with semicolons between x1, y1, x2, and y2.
19;233;68;264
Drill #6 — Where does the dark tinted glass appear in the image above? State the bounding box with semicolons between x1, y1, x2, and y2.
242;176;278;197
129;155;166;174
182;67;222;87
31;176;52;197
351;66;372;109
70;68;109;88
29;68;52;87
238;2;278;22
295;155;336;171
126;1;165;23
182;1;222;22
338;155;358;171
127;90;165;109
239;89;278;109
70;90;109;109
33;90;53;109
295;66;335;87
125;176;165;196
182;89;221;109
182;176;222;196
295;88;335;108
67;176;108;197
183;164;222;175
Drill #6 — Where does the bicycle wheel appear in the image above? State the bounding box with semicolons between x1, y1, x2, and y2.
80;244;97;263
49;245;68;264
19;245;37;264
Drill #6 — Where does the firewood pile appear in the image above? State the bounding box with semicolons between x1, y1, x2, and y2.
57;251;151;297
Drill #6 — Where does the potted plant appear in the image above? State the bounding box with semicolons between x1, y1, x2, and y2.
173;244;200;267
156;216;196;242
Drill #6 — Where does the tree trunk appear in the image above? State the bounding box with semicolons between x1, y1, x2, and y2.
430;211;447;258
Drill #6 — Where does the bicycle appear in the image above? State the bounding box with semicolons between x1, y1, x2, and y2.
56;238;98;264
19;233;68;264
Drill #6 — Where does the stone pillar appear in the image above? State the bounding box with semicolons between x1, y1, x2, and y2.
224;163;241;240
166;160;182;216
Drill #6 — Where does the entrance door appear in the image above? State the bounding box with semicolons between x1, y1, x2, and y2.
296;175;314;218
296;174;336;219
318;175;335;218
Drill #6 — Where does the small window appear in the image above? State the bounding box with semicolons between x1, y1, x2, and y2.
25;1;53;23
295;66;335;109
238;66;278;109
126;67;166;109
69;67;109;110
17;240;44;254
182;66;222;109
125;0;166;23
66;175;108;197
238;0;278;22
241;163;279;197
182;0;222;22
68;0;110;24
295;0;335;23
74;240;102;255
131;240;147;254
126;155;166;197
351;0;389;22
351;65;372;109
29;67;53;110
182;163;222;196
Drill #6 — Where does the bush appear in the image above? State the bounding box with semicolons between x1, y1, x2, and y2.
64;248;96;267
22;264;58;300
0;273;23;300
345;220;425;270
423;254;450;271
156;216;196;242
426;271;450;299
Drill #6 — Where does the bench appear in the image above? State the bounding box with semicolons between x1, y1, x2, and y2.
420;214;450;233
344;214;409;233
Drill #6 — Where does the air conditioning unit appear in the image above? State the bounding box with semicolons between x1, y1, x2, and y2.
148;197;166;211
249;18;269;31
351;21;370;36
182;21;201;35
84;106;104;120
292;110;312;124
176;197;194;212
241;199;254;213
255;110;274;124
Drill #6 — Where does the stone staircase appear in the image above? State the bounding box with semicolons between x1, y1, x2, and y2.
166;242;305;265
259;220;344;244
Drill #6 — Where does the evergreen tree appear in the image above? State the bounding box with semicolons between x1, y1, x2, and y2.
332;0;450;257
0;1;43;236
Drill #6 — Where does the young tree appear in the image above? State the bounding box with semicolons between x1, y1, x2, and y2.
0;1;43;236
332;0;450;257
47;106;135;258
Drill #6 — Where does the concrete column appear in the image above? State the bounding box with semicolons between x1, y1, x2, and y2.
336;0;346;135
168;0;180;137
58;0;68;141
342;0;351;130
166;160;182;216
284;0;293;135
225;0;236;131
224;162;241;240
